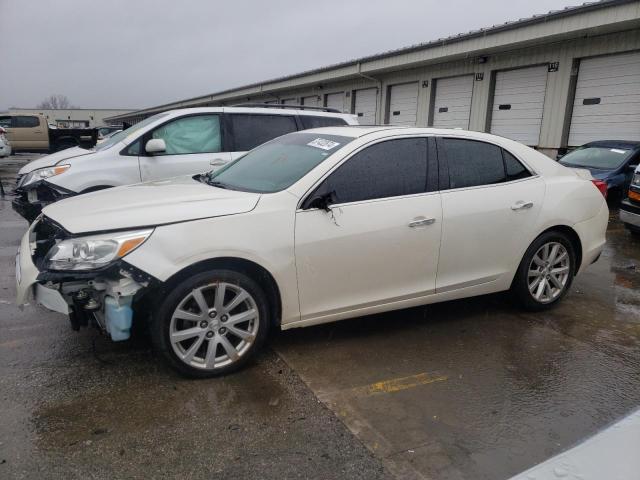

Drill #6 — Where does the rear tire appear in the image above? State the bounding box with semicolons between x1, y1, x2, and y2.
511;231;576;311
150;269;270;378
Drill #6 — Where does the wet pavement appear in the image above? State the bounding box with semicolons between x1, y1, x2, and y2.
1;154;639;479
0;155;388;480
274;203;640;479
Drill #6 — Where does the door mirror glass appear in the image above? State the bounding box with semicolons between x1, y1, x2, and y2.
145;138;166;154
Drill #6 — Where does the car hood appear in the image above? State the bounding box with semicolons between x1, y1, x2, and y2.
19;147;95;174
42;176;261;234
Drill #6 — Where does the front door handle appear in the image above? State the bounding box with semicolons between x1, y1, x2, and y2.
210;158;227;167
408;218;436;228
511;201;534;211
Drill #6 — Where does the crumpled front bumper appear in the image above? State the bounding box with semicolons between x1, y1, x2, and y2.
11;181;76;223
15;225;68;314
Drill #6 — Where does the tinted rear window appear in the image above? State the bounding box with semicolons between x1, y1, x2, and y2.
442;138;506;189
300;116;348;129
230;114;298;151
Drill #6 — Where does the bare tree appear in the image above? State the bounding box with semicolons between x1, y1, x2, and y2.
37;94;77;109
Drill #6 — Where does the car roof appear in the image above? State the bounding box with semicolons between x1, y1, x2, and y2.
295;125;533;142
164;106;355;118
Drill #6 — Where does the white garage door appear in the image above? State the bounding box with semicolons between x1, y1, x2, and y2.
354;88;378;124
282;98;297;105
302;95;320;107
325;92;344;112
568;51;640;146
388;82;419;126
490;65;548;146
432;75;474;129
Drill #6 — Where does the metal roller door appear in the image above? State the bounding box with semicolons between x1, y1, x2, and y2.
282;98;297;105
568;51;640;146
325;92;344;112
353;88;378;124
388;82;418;126
302;95;320;107
432;75;474;129
490;65;548;146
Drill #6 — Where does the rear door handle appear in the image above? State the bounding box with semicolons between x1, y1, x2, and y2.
210;158;227;166
511;201;534;211
408;218;436;228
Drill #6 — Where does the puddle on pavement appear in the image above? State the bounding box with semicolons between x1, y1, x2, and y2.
32;356;287;451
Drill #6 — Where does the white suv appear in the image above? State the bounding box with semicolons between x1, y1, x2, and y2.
12;105;358;221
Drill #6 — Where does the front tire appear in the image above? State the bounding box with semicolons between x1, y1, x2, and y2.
151;269;270;378
512;231;576;311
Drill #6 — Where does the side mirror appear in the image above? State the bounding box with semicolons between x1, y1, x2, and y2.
145;138;166;154
628;164;638;172
304;190;336;211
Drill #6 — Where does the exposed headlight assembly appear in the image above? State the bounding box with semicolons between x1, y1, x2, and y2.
44;229;153;271
20;165;70;188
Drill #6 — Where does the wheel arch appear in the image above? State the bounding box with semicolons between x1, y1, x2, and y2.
161;257;282;328
536;224;583;275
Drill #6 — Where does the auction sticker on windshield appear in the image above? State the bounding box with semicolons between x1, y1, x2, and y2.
307;138;340;150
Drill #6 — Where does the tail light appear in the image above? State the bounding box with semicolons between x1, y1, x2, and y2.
591;179;608;198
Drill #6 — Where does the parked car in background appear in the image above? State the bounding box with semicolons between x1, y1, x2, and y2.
11;105;357;221
0;127;11;158
96;126;122;143
620;164;640;235
558;141;640;202
16;127;608;377
96;128;122;144
0;114;97;154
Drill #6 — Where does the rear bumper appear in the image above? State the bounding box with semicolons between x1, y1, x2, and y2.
574;200;609;274
620;199;640;228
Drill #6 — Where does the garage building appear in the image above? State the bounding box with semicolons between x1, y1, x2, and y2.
107;0;640;157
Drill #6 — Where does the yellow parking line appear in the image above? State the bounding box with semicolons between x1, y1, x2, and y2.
358;372;448;396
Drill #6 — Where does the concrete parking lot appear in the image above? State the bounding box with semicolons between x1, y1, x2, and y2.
1;154;639;480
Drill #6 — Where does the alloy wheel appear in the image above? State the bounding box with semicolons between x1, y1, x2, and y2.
527;242;570;304
169;282;259;370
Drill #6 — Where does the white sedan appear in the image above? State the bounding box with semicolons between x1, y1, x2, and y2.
16;127;608;377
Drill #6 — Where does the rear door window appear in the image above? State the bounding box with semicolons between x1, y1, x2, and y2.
14;116;40;128
229;114;298;151
440;138;506;189
300;116;348;129
503;150;532;181
319;137;429;204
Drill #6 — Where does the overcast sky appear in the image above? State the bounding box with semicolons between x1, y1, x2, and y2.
1;0;580;111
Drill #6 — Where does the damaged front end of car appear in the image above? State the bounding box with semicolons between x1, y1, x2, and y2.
13;176;76;223
26;216;158;341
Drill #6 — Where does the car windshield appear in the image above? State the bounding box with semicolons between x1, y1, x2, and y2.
560;146;633;170
206;132;354;193
92;113;169;152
